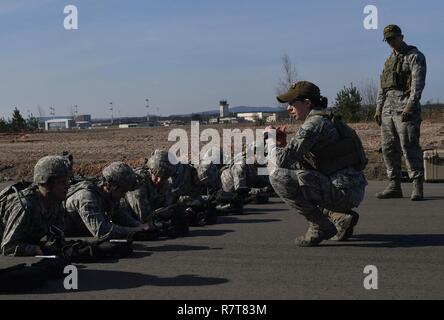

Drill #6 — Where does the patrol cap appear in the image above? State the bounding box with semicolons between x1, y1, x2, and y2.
33;155;70;184
102;161;137;191
383;24;402;41
276;81;321;104
147;150;176;179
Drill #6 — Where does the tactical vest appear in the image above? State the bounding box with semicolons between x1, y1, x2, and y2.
380;46;417;95
302;111;368;175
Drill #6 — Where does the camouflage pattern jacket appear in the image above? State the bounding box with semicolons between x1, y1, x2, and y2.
268;109;367;188
376;45;427;114
0;186;64;256
123;167;173;223
64;180;141;239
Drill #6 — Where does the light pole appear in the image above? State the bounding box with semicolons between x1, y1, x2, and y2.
109;102;114;125
49;107;55;119
145;98;150;122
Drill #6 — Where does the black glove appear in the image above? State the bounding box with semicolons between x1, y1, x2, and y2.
374;111;382;126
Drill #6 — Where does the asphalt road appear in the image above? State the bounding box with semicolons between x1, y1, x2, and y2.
1;181;444;300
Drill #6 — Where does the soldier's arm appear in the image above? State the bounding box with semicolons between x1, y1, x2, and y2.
163;181;174;207
124;185;153;223
376;86;386;113
112;202;142;228
71;190;139;239
1;201;42;256
271;120;320;168
406;51;427;111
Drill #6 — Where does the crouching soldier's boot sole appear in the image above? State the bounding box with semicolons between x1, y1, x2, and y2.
328;210;360;241
295;210;337;247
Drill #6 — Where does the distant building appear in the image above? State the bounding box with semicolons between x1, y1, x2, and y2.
74;114;92;122
45;118;75;131
220;117;238;124
119;124;138;128
236;112;273;122
76;121;91;129
209;117;238;124
220;100;229;118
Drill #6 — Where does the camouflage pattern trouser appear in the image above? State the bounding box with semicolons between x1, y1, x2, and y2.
381;111;423;180
269;167;366;217
221;164;247;192
221;164;269;192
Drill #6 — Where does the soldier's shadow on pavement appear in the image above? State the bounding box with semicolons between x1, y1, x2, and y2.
217;217;282;224
337;234;444;248
132;243;223;252
187;229;235;237
31;270;229;294
421;196;444;201
243;208;287;214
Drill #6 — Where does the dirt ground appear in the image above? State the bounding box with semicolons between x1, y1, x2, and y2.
1;121;443;181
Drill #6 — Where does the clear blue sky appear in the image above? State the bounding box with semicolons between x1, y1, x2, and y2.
0;0;443;118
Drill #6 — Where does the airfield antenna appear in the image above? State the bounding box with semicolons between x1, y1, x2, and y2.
109;102;114;125
49;106;55;119
145;98;150;122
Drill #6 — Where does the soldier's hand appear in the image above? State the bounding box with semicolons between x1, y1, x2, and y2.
139;223;150;231
34;246;44;256
374;111;382;126
401;110;413;122
265;125;287;147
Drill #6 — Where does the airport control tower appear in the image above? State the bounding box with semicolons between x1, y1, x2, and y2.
220;100;229;118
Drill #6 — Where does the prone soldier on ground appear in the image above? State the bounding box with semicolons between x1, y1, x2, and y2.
124;150;189;239
0;156;70;256
64;162;150;240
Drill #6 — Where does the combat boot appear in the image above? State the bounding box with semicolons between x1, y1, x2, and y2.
324;209;360;241
295;210;337;247
376;179;403;199
411;177;424;201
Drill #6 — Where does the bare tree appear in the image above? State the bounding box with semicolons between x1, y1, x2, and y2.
358;78;379;122
37;105;46;118
276;54;298;109
358;78;378;107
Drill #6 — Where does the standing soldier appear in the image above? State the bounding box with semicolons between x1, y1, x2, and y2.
375;24;427;201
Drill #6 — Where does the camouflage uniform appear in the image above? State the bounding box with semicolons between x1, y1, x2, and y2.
220;152;269;193
268;109;367;218
376;25;427;200
64;180;142;239
64;162;142;239
273;80;368;245
196;162;222;196
0;155;69;256
377;48;427;180
124;167;174;223
124;150;175;223
0;185;65;256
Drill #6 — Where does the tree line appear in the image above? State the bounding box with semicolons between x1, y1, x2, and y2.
276;54;443;123
0;108;40;133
